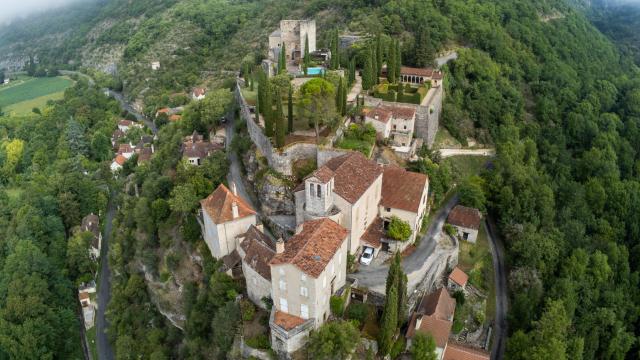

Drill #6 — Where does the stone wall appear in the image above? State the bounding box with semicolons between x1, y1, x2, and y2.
317;147;354;167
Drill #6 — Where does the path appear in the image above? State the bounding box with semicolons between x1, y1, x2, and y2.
486;217;507;360
436;51;459;68
438;148;495;158
96;193;116;360
225;117;256;209
59;70;95;86
350;195;459;293
106;90;157;134
347;73;362;103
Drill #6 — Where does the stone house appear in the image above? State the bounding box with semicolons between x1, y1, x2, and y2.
118;143;135;159
80;213;101;260
269;218;349;355
118;119;133;132
363;105;419;157
110;154;126;172
447;205;482;243
400;66;444;87
268;20;316;64
191;87;206;101
448;267;469;292
181;131;224;166
111;129;125;147
78;290;95;330
237;224;275;308
294;152;429;257
151;61;160;70
406;288;456;359
200;184;257;259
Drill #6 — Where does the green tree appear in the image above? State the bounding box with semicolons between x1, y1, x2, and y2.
297;78;336;141
263;79;274;137
387;216;412;241
376;33;383;78
212;301;241;356
363;48;374;90
168;184;199;213
379;284;398;355
410;333;437;360
388;40;397;83
275;90;286;147
395;40;402;80
458;176;486;212
308;321;360;359
304;34;310;74
279;43;287;74
90;132;112;162
287;84;294;133
67;231;98;283
336;78;344;115
341;77;347;116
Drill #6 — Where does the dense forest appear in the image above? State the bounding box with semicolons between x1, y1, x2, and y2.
1;0;640;358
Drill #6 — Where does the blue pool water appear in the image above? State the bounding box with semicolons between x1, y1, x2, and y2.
307;67;325;75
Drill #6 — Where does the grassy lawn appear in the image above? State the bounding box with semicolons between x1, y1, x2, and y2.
433;127;462;149
0;76;73;113
86;326;98;360
5;91;66;115
442;155;491;183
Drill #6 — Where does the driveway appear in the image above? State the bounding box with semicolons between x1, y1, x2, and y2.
486;217;507;360
438;148;495;158
350;195;459;294
96;193;116;360
347;74;362;103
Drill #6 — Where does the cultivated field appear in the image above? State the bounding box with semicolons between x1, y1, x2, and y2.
0;76;73;115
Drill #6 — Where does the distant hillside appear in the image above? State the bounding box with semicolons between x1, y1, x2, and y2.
588;3;640;64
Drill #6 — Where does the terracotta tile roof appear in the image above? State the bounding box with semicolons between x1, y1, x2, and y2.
192;87;207;97
401;66;434;77
384;105;416;120
381;165;428;213
449;267;468;287
169;114;182;122
137;147;153;164
361;217;385;249
118;119;133;126
443;343;490;360
80;214;100;248
200;184;256;224
118;144;134;154
322;152;382;204
432;71;444;80
221;249;241;270
363;106;393;123
114;154;127;166
182;141;222;159
447;206;482;230
157;108;170;114
112;129;125;140
79;291;90;301
274;310;306;331
239;225;275;280
270;219;348;278
307;166;335;183
406;288;456;348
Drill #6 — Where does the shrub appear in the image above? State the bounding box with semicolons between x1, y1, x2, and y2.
387;216;412;241
346;303;369;325
261;296;273;310
245;334;270;349
390;337;406;359
452;319;464;334
240;299;255;321
444;223;457;237
452;290;465;306
330;295;345;317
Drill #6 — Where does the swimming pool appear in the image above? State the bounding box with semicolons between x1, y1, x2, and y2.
306;67;325;75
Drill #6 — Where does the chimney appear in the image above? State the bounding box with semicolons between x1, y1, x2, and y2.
232;201;239;219
276;238;285;254
415;315;423;329
231;182;238;196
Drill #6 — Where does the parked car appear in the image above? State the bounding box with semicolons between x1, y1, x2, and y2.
360;247;374;266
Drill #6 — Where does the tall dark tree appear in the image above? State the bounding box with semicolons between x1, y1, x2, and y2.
304;34;310;75
363;47;374;90
388;40;397;83
395;40;402;80
415;26;435;67
336;79;343;114
348;57;356;86
275;90;285;147
278;44;287;74
287;84;294;133
376;33;383;78
263;80;274;137
341;78;347;116
379;284;398;355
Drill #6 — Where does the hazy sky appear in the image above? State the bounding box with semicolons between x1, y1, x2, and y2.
0;0;88;24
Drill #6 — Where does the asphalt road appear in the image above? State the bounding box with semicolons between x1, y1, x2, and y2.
351;195;459;292
486;217;508;360
438;148;495;158
96;194;116;360
107;90;158;134
225;116;256;209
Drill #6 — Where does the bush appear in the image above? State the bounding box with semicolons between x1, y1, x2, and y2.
452;290;465;306
389;337;406;359
387;216;412;241
346;303;368;325
452;318;464;334
240;299;255;321
245;334;270;349
261;296;273;310
330;295;346;317
444;223;457;237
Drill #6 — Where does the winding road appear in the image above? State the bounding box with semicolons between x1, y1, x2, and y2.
96;193;116;360
486;217;508;360
106;90;158;134
225;114;256;208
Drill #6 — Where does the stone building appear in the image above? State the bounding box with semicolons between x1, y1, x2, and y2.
80;213;101;260
406;288;456;359
237;225;275;308
400;66;444;87
447;267;469;292
200;183;257;258
181;131;224;166
447;205;482;243
294;152;429;257
269;218;349;355
268;20;316;63
364;105;417;148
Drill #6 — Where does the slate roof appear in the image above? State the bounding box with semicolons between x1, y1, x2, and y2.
238;225;275;281
182;141;222;159
406;288;456;348
270;219;348;278
443;343;490;360
447;205;482;230
200;184;256;224
381;165;428;213
322;152;382;204
449;267;469;287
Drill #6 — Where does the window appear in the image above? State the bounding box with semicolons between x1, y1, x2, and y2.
301;274;307;282
317;184;321;198
403;125;407;130
280;298;288;312
309;183;313;197
301;304;309;319
300;286;308;297
279;279;287;291
386;207;391;212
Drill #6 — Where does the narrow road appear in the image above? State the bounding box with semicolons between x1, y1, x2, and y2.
107;90;158;134
351;195;459;293
486;217;507;360
347;73;362;103
438;148;495;158
96;193;116;360
225;116;256;209
435;51;459;68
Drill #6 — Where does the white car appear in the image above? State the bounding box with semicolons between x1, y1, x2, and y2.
360;247;375;266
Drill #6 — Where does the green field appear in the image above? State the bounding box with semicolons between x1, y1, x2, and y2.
0;76;73;115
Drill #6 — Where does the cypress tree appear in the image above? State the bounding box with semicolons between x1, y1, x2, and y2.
249;73;254;91
376;34;383;78
348;58;356;85
379;284;398;355
304;34;310;69
341;78;347;116
264;81;274;137
275;90;285;147
388;41;396;83
395;40;402;81
279;44;287;74
336;79;343;114
287;84;293;133
255;98;259;123
257;70;265;115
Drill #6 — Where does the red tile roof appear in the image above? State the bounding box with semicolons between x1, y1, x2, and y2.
432;71;444;80
200;184;256;224
447;206;482;230
270;219;348;278
381;165;428;213
361;217;385;249
192;87;207;97
322;152;382;204
406;288;456;348
79;291;90;300
239;225;275;280
363;106;393;123
449;267;468;287
114;154;127;166
274;310;306;331
308;166;335;184
157;108;170;114
118;143;134;154
169;114;182;122
118;119;133;126
401;66;434;77
385;105;417;120
443;343;490;360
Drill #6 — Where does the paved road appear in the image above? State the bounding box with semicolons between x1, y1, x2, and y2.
96;193;116;360
347;73;362;103
486;217;507;360
107;90;158;134
225;117;256;209
438;148;495;158
435;51;459;68
351;195;459;293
